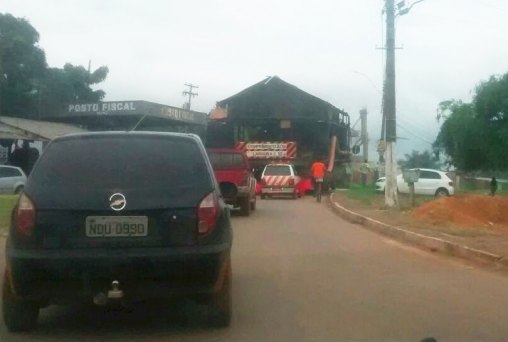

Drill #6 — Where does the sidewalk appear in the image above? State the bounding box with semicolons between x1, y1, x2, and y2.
329;191;508;272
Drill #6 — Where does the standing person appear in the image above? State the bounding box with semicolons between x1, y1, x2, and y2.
490;177;498;196
310;158;327;203
360;159;369;186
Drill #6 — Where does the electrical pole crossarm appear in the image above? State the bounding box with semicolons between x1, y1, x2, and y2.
182;83;199;110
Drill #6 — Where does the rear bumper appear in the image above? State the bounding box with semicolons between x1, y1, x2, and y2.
261;187;295;194
6;242;231;303
223;186;251;205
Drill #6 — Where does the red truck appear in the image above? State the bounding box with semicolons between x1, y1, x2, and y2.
207;148;257;216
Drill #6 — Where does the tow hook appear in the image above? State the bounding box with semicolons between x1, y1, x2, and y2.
107;280;124;299
93;281;125;306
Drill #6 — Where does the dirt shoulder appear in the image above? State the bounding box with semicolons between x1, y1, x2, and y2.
331;190;508;259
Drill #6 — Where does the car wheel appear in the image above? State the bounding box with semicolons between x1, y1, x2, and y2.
14;186;24;194
2;272;39;332
239;196;251;216
260;194;266;200
250;196;256;211
208;259;232;328
435;188;449;197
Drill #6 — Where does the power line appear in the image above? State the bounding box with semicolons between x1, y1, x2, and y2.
396;122;434;145
397;115;435;141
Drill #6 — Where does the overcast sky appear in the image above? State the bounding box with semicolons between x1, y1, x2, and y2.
3;0;508;159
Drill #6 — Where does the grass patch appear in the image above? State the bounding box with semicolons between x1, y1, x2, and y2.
344;183;380;205
421;224;490;237
398;194;435;211
0;195;18;234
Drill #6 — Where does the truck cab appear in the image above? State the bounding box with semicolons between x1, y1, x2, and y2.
207;148;257;216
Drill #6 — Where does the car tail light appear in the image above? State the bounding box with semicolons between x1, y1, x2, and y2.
198;192;219;235
15;194;36;238
241;171;249;185
288;178;295;186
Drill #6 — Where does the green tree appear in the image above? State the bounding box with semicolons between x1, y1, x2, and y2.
0;13;47;116
398;150;440;169
40;63;109;115
0;12;109;118
434;73;508;171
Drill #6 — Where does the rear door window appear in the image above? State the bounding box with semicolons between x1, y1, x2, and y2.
30;135;212;192
208;152;245;169
264;165;291;176
419;171;441;179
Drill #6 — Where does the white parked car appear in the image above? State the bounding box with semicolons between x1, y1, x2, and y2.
375;168;454;197
0;165;27;194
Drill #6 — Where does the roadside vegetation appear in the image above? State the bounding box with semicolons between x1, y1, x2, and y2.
344;183;434;209
0;195;17;234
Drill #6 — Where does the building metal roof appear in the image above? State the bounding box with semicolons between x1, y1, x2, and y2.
0;116;86;141
41;100;207;130
214;76;349;125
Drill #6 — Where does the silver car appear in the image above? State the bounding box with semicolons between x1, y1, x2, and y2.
0;165;27;194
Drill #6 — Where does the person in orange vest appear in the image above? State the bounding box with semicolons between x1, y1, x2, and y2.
310;158;327;202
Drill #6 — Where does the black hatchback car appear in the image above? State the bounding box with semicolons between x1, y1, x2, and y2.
3;132;233;331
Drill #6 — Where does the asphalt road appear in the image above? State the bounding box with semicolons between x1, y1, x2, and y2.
2;196;508;341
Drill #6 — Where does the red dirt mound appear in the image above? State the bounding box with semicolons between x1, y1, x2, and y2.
411;195;508;229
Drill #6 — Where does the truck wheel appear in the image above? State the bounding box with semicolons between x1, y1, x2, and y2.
240;197;251;216
2;273;39;332
208;259;232;328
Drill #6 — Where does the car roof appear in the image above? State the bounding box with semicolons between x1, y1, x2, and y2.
410;168;446;173
264;163;293;167
52;131;202;143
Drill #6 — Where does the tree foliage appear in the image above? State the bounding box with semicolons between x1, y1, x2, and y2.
398;150;440;170
434;73;508;171
0;13;47;116
40;64;108;115
0;13;108;118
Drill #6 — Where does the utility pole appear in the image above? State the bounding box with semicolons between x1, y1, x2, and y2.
182;83;199;110
360;108;368;162
383;0;398;208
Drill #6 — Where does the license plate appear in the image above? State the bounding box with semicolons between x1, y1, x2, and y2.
86;216;148;238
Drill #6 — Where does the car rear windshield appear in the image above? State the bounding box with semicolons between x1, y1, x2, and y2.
264;165;291;176
30;135;213;191
208;152;245;169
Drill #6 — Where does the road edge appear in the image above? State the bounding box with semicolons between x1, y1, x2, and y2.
328;193;508;272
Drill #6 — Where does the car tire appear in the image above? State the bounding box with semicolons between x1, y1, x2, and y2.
435;188;449;197
260;194;266;200
208;260;232;328
14;186;24;194
239;197;251;216
2;273;39;332
250;196;256;211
